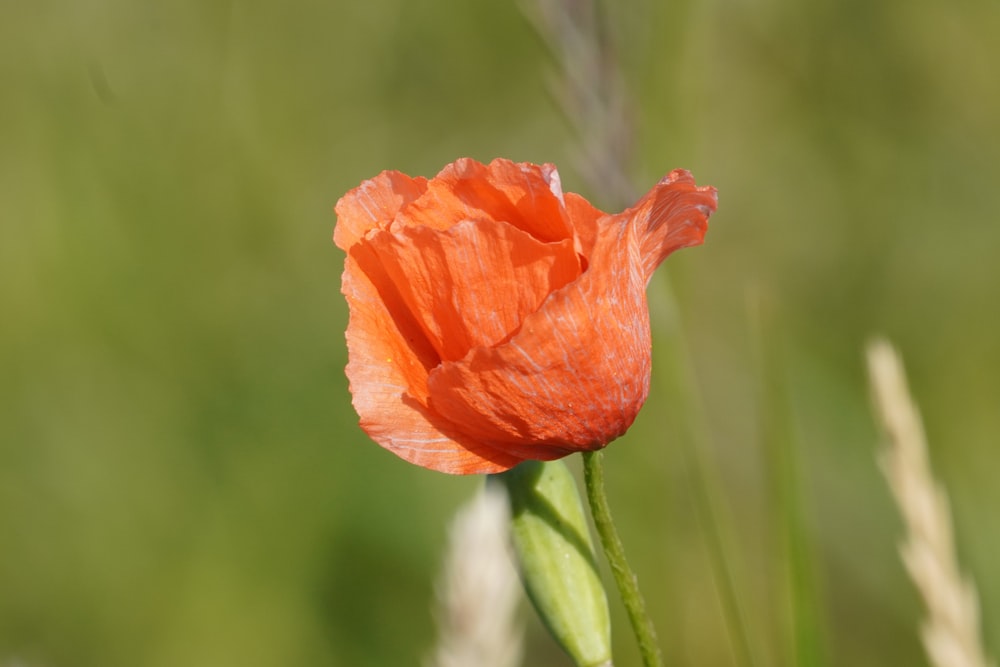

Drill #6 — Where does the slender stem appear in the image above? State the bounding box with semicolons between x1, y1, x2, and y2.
582;450;664;667
749;293;825;667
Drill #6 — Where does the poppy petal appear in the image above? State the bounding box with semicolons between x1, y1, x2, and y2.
426;217;650;454
562;191;605;259
334;171;428;251
625;169;718;280
342;243;523;474
397;158;575;244
367;218;581;364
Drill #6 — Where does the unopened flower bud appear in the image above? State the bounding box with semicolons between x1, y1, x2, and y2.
495;460;612;667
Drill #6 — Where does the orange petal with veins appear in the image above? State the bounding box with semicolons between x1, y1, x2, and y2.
367;218;581;363
342;240;522;474
426;213;650;455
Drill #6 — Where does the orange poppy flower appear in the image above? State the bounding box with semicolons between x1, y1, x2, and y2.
334;158;717;474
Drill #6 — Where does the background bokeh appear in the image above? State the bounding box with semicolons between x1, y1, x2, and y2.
2;1;998;665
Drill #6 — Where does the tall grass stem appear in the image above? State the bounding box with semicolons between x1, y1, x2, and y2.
649;276;760;667
748;293;826;667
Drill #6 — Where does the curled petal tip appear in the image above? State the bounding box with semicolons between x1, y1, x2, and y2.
627;170;718;278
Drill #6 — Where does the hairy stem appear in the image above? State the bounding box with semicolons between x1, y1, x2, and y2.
582;450;663;667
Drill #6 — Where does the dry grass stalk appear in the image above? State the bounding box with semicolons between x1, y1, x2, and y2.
426;482;523;667
866;338;995;667
518;0;636;210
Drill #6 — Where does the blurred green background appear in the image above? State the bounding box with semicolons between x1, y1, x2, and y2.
2;1;998;665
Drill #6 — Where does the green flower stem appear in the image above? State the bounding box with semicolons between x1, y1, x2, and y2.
582;450;664;667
